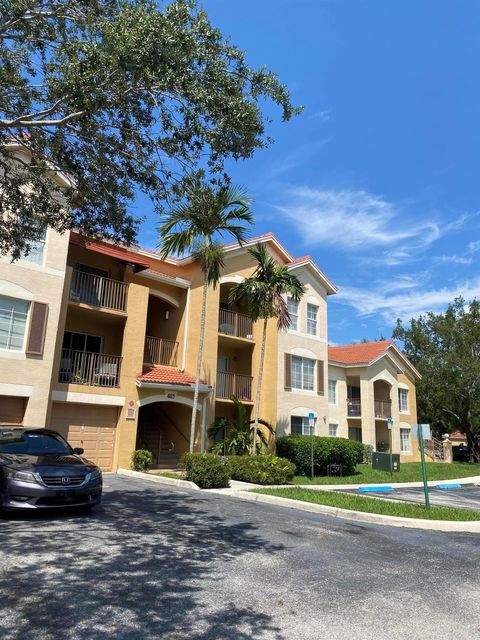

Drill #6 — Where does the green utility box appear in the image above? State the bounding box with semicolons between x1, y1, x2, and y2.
372;452;400;472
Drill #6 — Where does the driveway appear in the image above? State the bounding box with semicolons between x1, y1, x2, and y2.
1;474;479;640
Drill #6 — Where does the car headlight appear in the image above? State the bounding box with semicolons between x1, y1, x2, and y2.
5;468;40;484
88;468;102;482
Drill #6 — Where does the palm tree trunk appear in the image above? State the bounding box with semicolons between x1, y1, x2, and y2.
252;317;268;455
190;271;209;453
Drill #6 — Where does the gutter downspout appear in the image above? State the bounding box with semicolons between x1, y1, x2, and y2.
181;286;191;372
200;388;214;453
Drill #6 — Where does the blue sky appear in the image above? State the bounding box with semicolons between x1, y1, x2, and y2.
136;0;480;345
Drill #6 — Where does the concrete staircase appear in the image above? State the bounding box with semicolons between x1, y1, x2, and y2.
424;437;445;462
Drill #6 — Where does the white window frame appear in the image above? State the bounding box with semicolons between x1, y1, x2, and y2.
398;388;409;413
400;427;411;453
291;356;315;391
291;416;314;436
287;297;299;332
328;379;337;405
18;230;47;266
0;295;30;352
328;423;338;437
306;303;318;336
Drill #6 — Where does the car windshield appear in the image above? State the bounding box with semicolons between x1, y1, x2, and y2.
0;432;73;455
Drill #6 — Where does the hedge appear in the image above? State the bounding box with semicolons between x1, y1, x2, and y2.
228;455;295;485
276;436;364;476
182;453;230;489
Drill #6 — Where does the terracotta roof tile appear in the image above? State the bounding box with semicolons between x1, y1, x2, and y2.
137;365;208;386
328;340;393;365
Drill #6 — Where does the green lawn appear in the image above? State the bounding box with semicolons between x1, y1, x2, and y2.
153;472;185;479
252;487;480;521
293;462;479;485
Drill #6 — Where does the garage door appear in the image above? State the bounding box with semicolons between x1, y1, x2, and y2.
0;396;26;425
50;403;118;471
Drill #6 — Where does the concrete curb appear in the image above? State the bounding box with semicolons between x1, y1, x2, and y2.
233;490;480;532
262;475;480;492
117;468;200;490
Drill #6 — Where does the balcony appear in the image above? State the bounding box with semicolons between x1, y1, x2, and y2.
69;270;128;312
216;371;253;402
375;400;392;419
347;398;361;417
218;309;253;340
144;336;178;367
59;349;122;388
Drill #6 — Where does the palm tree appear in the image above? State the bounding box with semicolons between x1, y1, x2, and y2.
229;243;305;454
208;395;273;455
159;182;253;453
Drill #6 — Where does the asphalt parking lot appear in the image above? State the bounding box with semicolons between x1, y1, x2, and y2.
341;483;480;510
1;474;480;640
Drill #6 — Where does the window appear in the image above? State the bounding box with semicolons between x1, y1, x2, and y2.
62;331;102;353
291;416;314;436
19;231;46;265
306;303;318;335
0;296;29;351
287;297;299;331
328;423;338;437
328;379;337;404
400;427;411;452
398;388;408;413
291;356;314;391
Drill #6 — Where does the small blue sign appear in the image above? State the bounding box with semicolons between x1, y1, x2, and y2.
387;417;393;430
308;412;315;420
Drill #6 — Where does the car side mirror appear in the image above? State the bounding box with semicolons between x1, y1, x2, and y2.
74;447;84;455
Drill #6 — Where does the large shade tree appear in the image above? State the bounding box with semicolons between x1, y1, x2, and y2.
159;181;253;453
393;298;480;462
0;0;299;259
229;243;305;454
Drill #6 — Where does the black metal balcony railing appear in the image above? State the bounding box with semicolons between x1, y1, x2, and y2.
216;371;253;401
143;336;178;367
218;308;253;339
69;270;128;312
347;398;361;417
59;349;122;388
375;400;392;419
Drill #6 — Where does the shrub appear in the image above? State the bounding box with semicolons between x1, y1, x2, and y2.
182;453;230;489
228;455;296;485
362;444;374;464
276;436;364;476
132;449;153;472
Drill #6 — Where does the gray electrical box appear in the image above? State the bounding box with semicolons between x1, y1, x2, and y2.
372;452;400;472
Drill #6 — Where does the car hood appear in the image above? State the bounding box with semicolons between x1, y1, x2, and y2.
0;453;98;473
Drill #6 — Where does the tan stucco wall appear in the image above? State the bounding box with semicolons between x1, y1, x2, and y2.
277;266;329;437
0;228;69;427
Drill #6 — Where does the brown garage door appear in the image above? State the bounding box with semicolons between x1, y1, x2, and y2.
0;396;26;425
50;403;118;471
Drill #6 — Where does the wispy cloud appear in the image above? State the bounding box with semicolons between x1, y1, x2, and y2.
263;140;331;182
275;187;472;271
308;108;331;122
334;276;480;322
433;234;480;266
276;187;441;250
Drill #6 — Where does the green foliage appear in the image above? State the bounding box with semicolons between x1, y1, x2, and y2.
208;396;273;455
393;297;480;461
0;0;299;258
131;449;153;472
159;182;253;285
276;436;364;476
182;453;230;488
229;243;306;331
228;455;295;485
362;444;374;464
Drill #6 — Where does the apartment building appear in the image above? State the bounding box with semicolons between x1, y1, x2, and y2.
328;341;421;461
0;229;421;470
